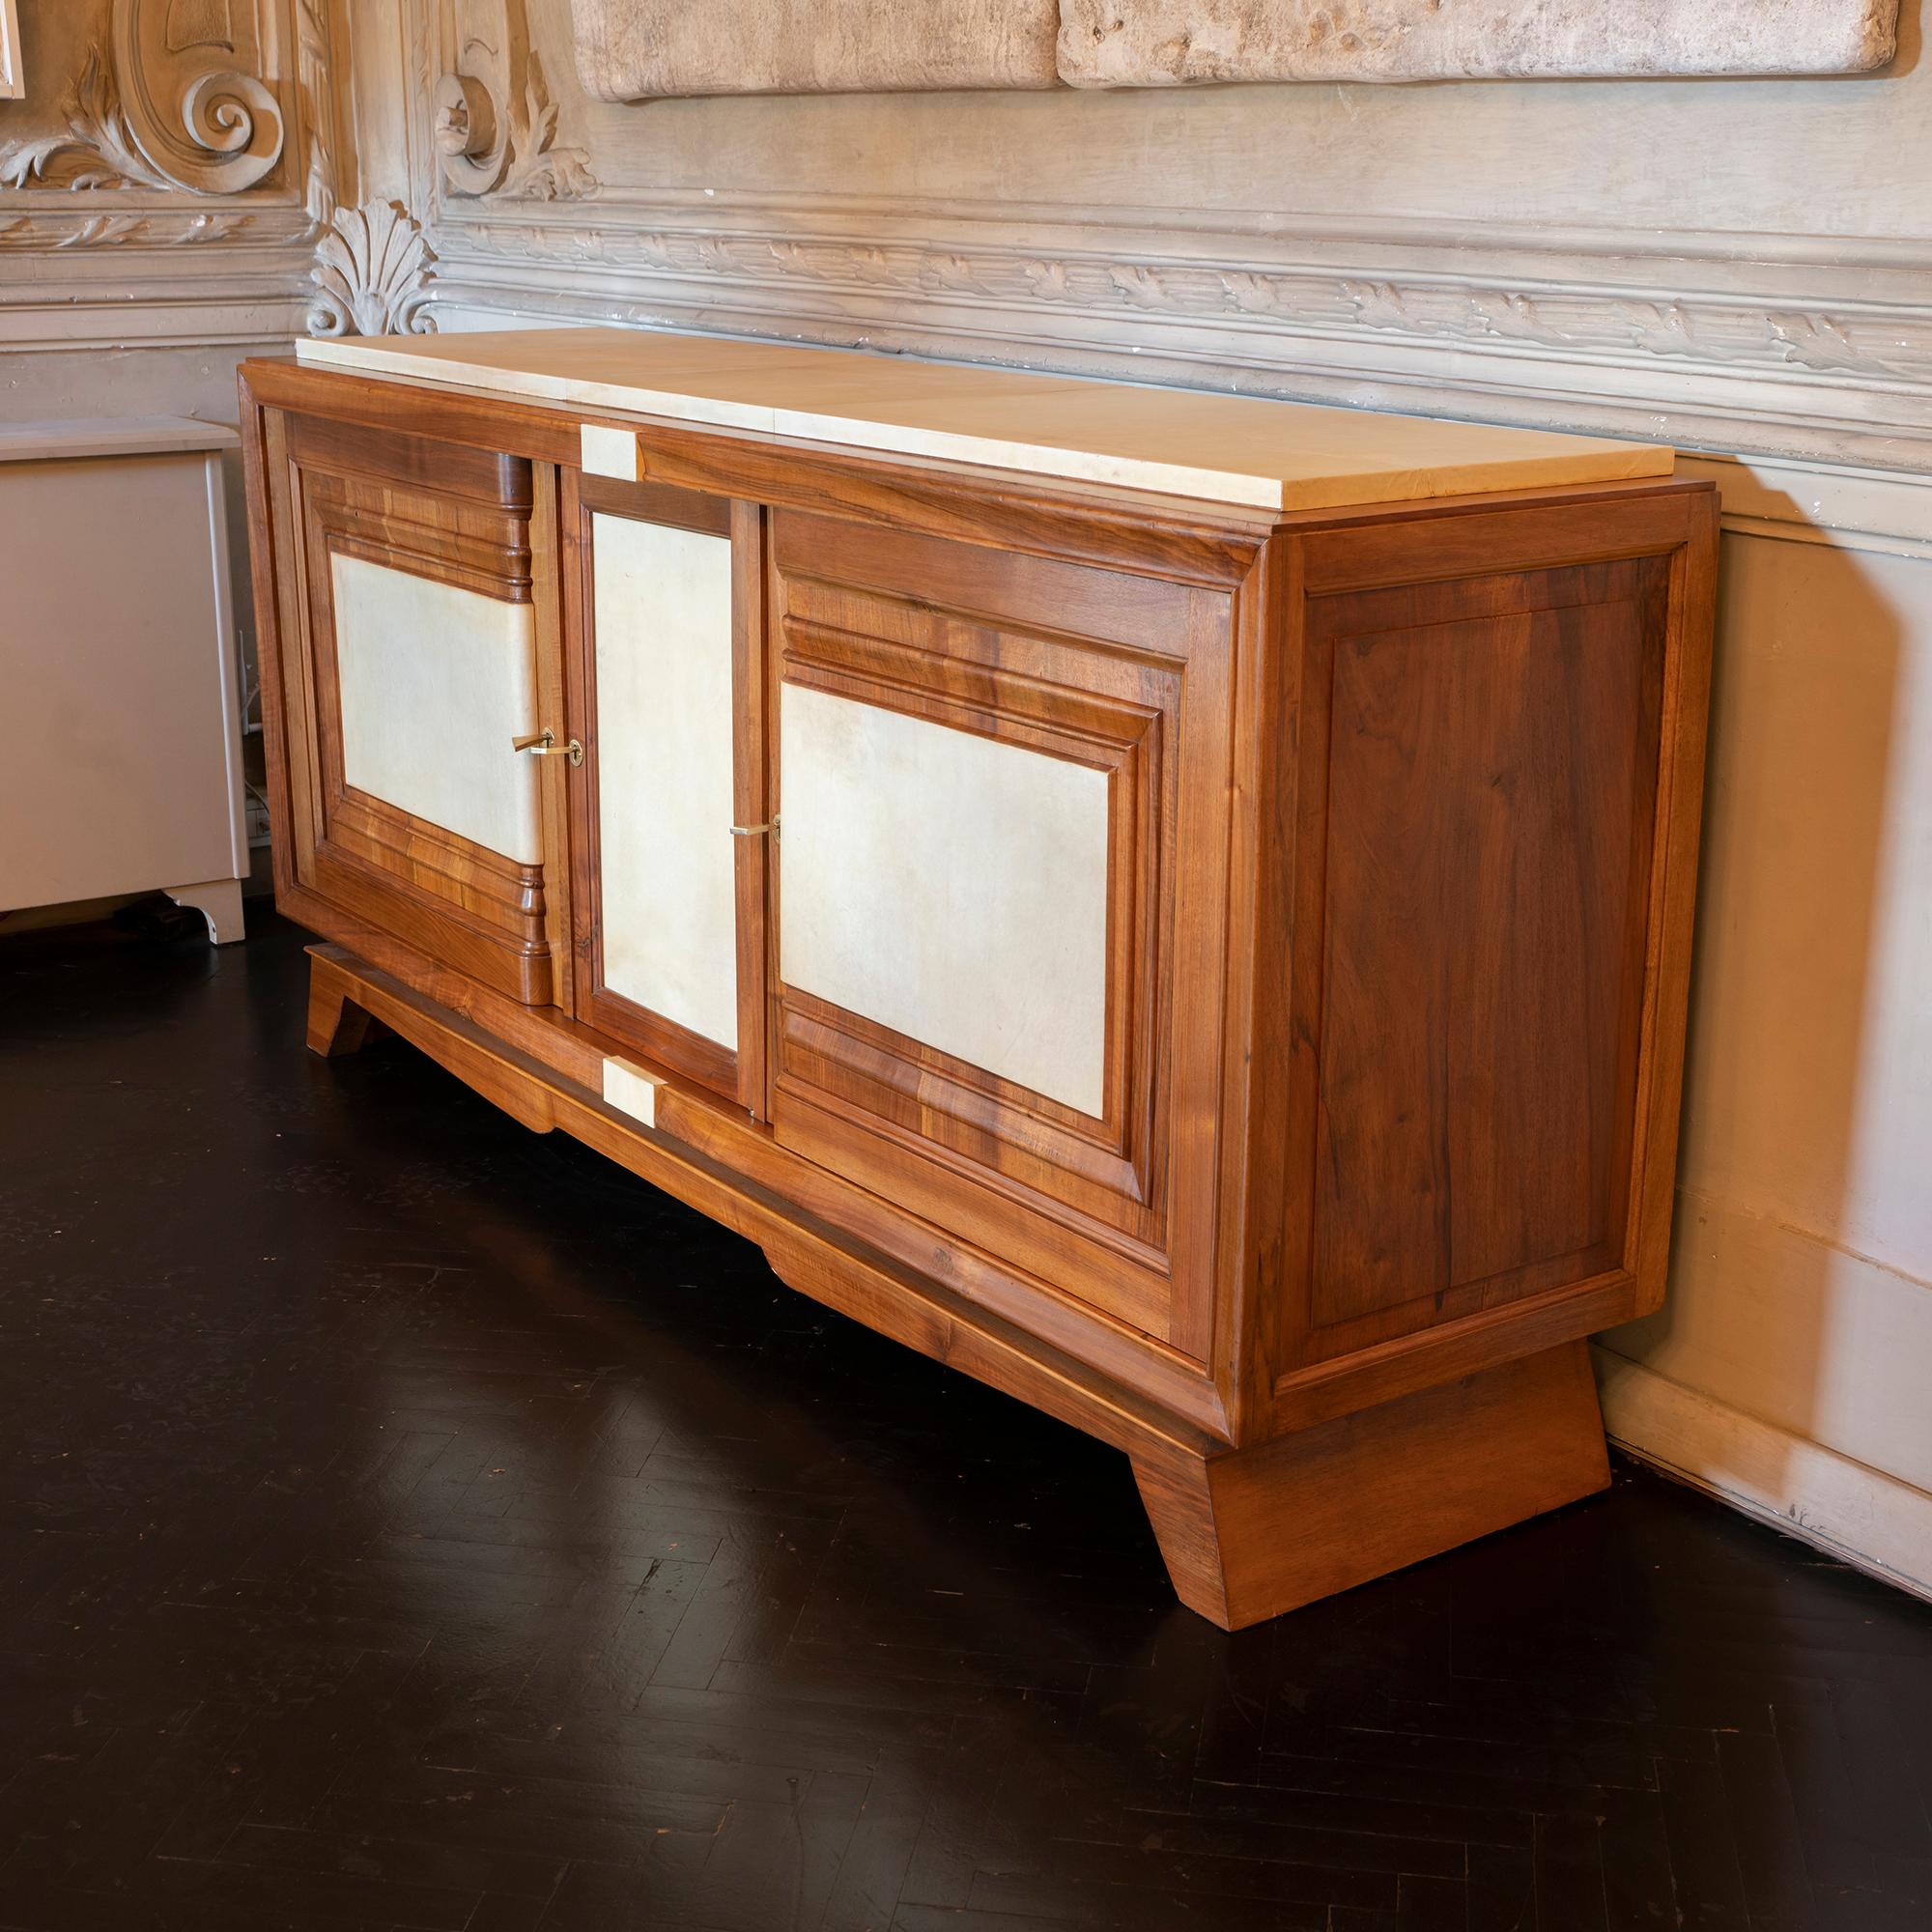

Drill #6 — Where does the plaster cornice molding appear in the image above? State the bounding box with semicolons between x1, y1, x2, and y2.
441;209;1932;389
0;206;261;248
1678;453;1932;560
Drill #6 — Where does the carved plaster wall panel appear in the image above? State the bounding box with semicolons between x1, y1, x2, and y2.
0;0;439;355
0;0;338;367
570;0;1061;102
1058;1;1902;85
436;0;595;199
0;0;286;191
566;0;1899;99
1;0;21;100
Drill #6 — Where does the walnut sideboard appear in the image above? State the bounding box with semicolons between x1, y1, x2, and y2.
240;329;1716;1629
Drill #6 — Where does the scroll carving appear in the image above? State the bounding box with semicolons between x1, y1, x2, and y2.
0;0;284;193
434;71;502;196
436;0;595;201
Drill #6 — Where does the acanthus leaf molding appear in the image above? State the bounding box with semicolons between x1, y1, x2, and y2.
307;196;438;337
291;0;437;340
440;209;1932;396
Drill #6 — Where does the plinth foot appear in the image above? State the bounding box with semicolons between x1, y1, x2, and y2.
1134;1340;1610;1630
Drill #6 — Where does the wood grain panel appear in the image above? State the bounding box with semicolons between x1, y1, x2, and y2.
242;357;1281;585
1136;1339;1610;1630
287;411;532;515
281;901;1230;1436
302;943;1226;1469
264;405;563;1007
766;509;1236;1352
1297;559;1664;1360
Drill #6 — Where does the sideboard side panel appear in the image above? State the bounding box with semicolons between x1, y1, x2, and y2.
1267;488;1717;1429
1307;555;1665;1350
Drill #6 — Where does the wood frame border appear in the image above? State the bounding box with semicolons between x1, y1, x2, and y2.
760;508;1230;1351
263;400;560;1005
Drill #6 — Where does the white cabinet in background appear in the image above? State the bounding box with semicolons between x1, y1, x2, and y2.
0;417;249;942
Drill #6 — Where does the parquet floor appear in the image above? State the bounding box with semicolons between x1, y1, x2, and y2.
2;911;1928;1932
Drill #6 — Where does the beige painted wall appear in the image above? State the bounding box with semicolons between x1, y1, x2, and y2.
1600;464;1932;1592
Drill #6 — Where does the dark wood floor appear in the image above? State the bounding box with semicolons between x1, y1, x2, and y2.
2;910;1928;1932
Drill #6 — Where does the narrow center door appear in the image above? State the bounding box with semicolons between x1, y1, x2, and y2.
564;469;767;1112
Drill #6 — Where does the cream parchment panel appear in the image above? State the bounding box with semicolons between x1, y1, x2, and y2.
592;513;740;1052
1055;1;1898;85
330;554;542;864
780;684;1111;1118
571;0;1060;100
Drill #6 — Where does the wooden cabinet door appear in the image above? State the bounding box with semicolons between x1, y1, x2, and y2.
562;473;766;1111
269;412;568;1006
766;510;1237;1354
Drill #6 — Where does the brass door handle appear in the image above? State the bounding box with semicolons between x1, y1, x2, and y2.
730;817;778;838
512;730;583;767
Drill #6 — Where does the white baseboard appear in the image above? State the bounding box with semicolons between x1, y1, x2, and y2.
1592;1346;1932;1605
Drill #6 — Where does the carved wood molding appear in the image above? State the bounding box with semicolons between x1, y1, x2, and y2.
0;0;285;193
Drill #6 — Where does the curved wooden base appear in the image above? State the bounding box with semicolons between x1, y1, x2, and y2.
300;944;1612;1634
1133;1341;1610;1630
296;944;1224;1470
306;969;391;1058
